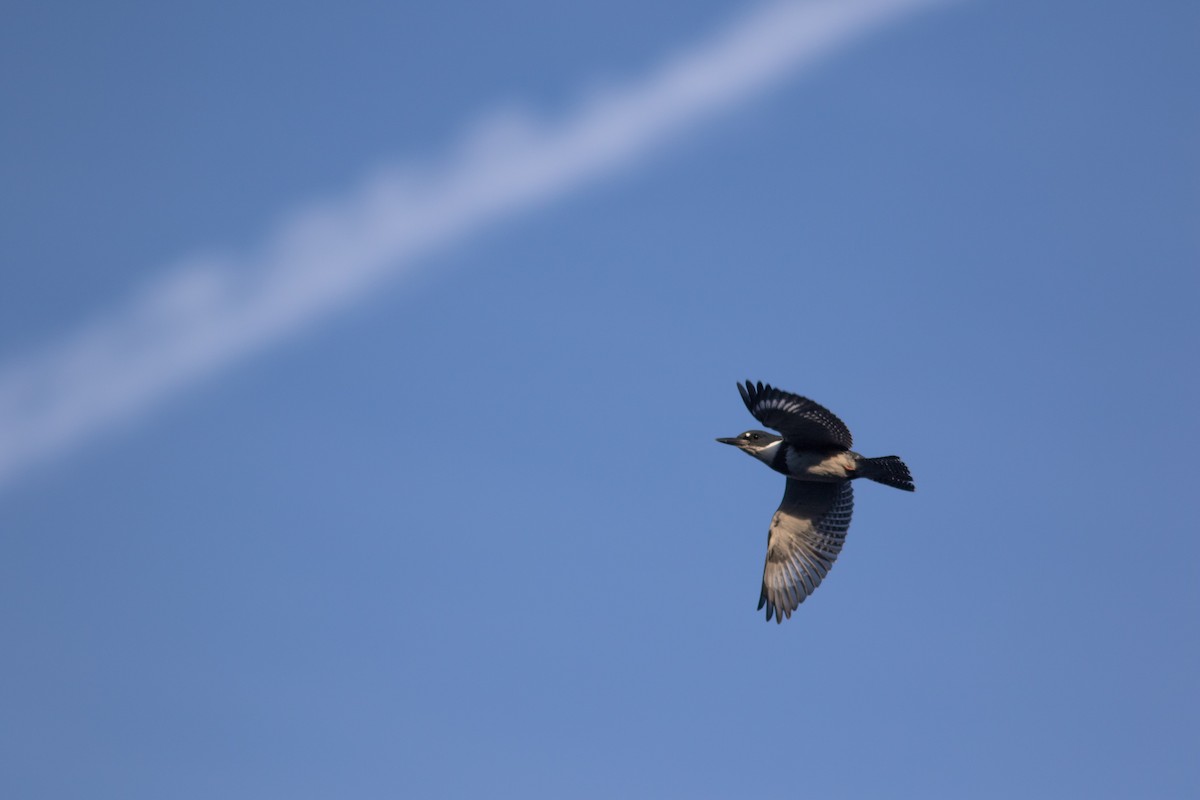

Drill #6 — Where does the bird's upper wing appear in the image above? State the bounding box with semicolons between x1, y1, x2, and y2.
758;479;854;623
738;380;853;449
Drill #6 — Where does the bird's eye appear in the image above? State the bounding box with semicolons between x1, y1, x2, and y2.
751;433;760;440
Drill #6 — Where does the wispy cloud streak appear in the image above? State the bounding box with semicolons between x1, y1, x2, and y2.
0;0;945;487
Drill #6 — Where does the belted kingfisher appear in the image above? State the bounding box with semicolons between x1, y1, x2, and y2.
718;380;914;622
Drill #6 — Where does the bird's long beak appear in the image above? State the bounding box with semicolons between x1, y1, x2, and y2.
715;437;741;446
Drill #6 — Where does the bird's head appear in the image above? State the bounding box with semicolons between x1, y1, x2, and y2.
716;430;782;463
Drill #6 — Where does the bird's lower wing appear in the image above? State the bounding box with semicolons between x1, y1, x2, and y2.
759;480;854;623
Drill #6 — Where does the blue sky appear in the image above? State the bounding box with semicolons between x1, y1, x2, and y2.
1;0;1197;797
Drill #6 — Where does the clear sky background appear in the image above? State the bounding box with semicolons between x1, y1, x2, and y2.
1;1;1197;797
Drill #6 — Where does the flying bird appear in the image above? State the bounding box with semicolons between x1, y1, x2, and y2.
717;380;914;622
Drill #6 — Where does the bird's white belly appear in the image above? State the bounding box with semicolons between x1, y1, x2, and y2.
785;449;856;481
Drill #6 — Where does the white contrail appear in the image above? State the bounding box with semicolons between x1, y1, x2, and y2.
0;0;947;487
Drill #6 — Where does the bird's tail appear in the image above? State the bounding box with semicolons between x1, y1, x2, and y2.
858;455;915;491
